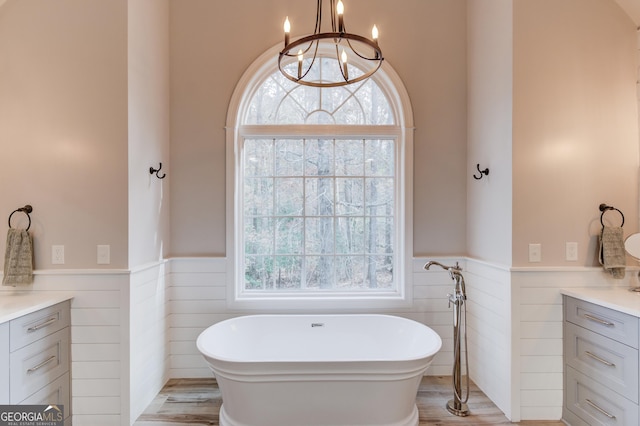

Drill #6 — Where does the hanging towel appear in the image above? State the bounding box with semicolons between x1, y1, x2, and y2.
2;228;33;286
599;226;626;279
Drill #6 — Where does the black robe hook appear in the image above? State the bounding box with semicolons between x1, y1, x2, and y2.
150;163;166;179
473;164;489;180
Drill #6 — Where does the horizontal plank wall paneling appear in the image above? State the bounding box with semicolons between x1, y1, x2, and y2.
167;256;466;378
511;267;639;421
2;259;628;425
464;259;514;420
129;262;169;425
167;258;230;378
0;271;130;426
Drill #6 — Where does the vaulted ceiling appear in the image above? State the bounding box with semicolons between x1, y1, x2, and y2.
0;0;638;26
615;0;640;26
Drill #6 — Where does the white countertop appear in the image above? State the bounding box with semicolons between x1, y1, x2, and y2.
0;291;74;324
561;287;640;317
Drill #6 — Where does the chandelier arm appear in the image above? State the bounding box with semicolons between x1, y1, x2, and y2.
344;37;383;61
299;38;322;82
279;32;383;88
334;43;348;82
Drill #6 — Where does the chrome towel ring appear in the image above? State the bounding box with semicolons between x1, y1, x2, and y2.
8;205;33;231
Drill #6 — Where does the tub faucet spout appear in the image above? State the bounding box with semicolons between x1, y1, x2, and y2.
425;261;466;299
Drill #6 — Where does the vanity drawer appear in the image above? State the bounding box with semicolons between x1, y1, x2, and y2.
564;322;639;403
565;296;638;348
9;327;70;404
10;301;70;351
19;372;70;419
566;366;639;426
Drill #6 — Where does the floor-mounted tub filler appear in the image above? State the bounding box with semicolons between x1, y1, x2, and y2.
424;261;470;417
197;314;442;426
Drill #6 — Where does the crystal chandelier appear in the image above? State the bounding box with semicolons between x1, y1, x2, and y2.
278;0;383;88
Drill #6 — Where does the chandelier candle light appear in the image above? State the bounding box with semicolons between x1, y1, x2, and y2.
279;0;383;88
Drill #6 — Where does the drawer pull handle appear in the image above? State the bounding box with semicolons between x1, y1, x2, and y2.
27;355;57;374
27;317;58;332
583;313;614;327
585;351;615;367
585;399;616;419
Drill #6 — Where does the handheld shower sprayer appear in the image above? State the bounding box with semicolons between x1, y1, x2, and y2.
424;260;470;417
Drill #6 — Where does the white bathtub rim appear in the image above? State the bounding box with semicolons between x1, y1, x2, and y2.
196;313;443;364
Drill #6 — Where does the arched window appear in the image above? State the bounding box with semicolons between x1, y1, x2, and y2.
226;45;414;310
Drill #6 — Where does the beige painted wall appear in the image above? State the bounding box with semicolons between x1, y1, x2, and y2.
168;0;469;257
466;0;514;266
0;0;129;269
0;0;637;270
513;0;639;266
128;0;170;268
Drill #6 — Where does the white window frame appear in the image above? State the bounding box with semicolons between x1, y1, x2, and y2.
226;44;414;311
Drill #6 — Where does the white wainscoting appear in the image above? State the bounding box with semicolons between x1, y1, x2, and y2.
3;258;633;425
167;256;466;379
129;261;169;425
464;259;513;420
0;270;130;426
511;267;638;421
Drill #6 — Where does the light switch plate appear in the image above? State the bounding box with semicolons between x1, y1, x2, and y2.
97;245;110;265
52;245;64;264
528;243;542;262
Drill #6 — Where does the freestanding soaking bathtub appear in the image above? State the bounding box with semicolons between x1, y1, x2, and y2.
196;314;442;426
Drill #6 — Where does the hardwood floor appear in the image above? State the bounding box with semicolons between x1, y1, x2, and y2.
134;376;566;425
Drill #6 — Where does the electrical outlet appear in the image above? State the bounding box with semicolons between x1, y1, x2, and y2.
528;243;542;262
97;245;110;265
52;245;65;264
566;242;578;261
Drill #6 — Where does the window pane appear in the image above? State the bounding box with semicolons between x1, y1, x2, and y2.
336;255;365;288
333;95;366;125
305;139;334;176
360;80;394;125
305;256;335;289
366;139;394;176
306;178;334;216
244;139;273;176
276;139;304;176
335;217;364;254
275;217;303;254
366;178;393;216
305;217;334;254
245;256;273;289
275;178;303;215
366;216;393;254
365;255;393;289
290;84;320;116
335;140;364;176
245;218;273;255
244;178;273;216
336;178;364;216
275;256;302;289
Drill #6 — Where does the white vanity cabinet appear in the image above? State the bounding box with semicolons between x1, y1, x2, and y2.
563;295;640;426
0;322;9;403
0;299;71;425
